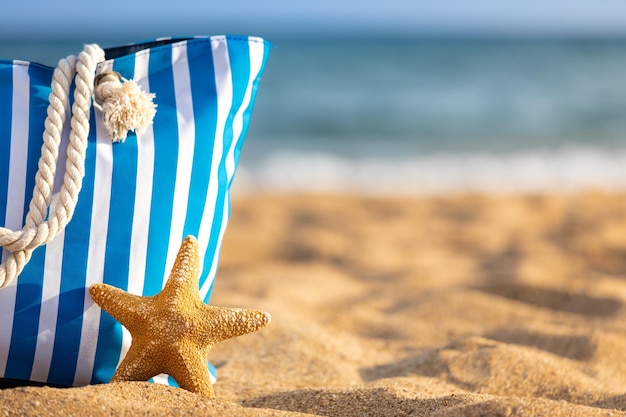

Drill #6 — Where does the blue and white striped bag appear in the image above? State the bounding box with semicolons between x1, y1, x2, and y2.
0;35;269;387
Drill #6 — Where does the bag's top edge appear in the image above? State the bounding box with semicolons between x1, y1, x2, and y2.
0;35;270;69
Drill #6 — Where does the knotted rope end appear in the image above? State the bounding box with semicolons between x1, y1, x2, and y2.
94;72;157;143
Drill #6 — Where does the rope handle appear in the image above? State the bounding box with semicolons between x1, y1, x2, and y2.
0;44;156;288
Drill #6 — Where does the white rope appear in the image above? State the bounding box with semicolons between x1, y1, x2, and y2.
0;44;105;287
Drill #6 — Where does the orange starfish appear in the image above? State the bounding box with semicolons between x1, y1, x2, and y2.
89;235;271;397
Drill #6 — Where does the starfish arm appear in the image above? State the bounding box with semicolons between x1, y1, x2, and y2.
165;342;215;397
89;283;151;332
160;236;202;301
111;342;162;383
203;306;271;345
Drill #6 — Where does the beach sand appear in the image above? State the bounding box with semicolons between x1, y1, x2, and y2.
2;192;626;416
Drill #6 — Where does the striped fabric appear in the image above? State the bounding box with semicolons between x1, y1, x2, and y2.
0;36;270;387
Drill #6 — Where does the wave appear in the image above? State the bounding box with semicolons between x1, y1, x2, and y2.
234;146;626;195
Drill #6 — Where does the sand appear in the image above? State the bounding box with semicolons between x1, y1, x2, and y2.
3;192;626;416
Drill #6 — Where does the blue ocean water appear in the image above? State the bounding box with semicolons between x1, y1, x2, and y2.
240;38;626;194
3;38;626;194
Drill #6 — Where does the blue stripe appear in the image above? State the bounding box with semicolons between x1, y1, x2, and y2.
48;105;99;386
167;375;180;387
230;39;270;187
198;38;252;302
218;42;270;304
0;63;13;229
5;64;52;380
227;38;253;185
91;56;139;384
182;41;217;239
208;362;217;380
143;44;179;297
202;38;269;303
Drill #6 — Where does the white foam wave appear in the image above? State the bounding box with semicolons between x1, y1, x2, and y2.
234;147;626;195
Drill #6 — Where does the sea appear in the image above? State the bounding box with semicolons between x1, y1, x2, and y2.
3;37;626;195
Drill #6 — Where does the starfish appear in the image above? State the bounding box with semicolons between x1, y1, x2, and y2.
89;235;271;397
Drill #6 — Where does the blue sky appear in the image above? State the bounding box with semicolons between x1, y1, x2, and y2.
3;0;626;41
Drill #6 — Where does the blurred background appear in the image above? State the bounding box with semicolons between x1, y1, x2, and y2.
2;0;626;195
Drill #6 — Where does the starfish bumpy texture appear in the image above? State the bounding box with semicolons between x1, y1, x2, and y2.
89;235;271;397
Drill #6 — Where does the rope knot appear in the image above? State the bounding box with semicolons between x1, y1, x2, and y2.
94;71;157;143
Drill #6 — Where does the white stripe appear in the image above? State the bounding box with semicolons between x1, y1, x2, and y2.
30;77;74;383
0;64;31;376
163;41;195;288
128;52;153;297
199;196;230;300
225;39;266;182
73;61;114;386
116;51;155;369
2;65;30;262
152;374;170;386
199;38;266;299
29;228;64;382
197;37;231;298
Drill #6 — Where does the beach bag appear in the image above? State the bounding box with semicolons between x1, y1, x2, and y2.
0;35;270;387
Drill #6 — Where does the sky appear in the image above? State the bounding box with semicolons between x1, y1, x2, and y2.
3;0;626;42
